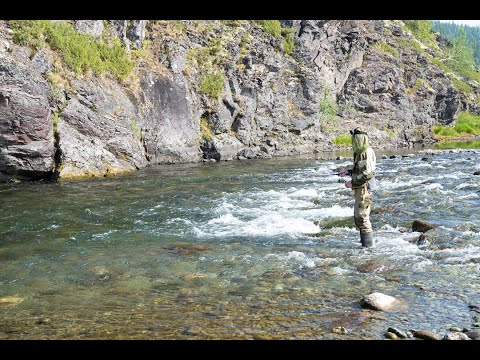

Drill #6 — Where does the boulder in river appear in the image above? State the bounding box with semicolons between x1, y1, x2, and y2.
412;220;436;233
465;331;480;340
443;332;470;340
361;292;399;311
411;329;440;340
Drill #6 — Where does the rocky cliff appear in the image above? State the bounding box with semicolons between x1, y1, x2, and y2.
0;20;478;182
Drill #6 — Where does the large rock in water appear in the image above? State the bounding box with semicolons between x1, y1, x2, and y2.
412;220;436;233
443;332;470;340
412;329;440;340
0;55;54;181
361;292;398;311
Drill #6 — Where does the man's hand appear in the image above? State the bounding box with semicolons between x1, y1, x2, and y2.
344;180;352;188
338;169;349;177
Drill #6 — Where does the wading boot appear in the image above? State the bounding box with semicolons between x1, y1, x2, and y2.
360;231;374;248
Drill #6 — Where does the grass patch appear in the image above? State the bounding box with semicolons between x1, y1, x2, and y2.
406;78;432;94
425;54;450;73
372;41;398;58
281;27;295;54
333;134;352;146
9;20;134;81
51;111;59;132
398;38;424;54
404;20;438;49
257;20;281;38
450;77;474;94
433;111;480;137
256;20;295;54
199;71;224;99
200;118;213;141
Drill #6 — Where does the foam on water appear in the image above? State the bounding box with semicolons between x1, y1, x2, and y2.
411;163;433;168
380;177;434;191
455;182;476;190
423;183;443;191
265;251;320;269
193;212;319;238
289;188;319;197
457;193;479;199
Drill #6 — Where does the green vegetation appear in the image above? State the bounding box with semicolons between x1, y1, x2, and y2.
256;20;295;54
431;20;480;67
51;111;59;132
200;118;213;140
258;20;282;38
441;28;479;82
434;139;480;149
281;27;295;54
333;134;352;146
433;111;480;138
404;20;437;49
424;54;450;73
185;32;227;100
199;71;224;98
399;20;480;100
373;41;398;58
383;127;397;139
406;78;432;95
319;87;338;130
450;77;474;94
9;20;135;81
397;37;424;54
239;32;250;56
130;117;140;139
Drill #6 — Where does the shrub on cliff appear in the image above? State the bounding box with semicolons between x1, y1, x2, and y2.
9;20;134;81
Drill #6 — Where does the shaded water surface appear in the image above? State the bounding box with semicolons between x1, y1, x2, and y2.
1;147;479;339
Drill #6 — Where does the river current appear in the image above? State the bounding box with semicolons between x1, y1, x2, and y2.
1;145;479;339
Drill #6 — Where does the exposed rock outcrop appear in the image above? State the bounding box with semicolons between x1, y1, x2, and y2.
0;19;478;182
0;54;54;182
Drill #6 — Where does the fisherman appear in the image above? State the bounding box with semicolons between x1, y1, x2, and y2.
338;128;377;247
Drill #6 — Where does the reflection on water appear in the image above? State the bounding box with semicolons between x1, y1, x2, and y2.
1;146;479;339
434;138;480;149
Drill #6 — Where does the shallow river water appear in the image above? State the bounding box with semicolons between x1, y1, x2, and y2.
1;145;479;339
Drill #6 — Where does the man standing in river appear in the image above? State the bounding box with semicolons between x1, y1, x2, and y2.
338;128;377;247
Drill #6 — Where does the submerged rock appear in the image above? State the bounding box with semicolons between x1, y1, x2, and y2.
331;326;348;334
0;296;24;305
416;234;428;247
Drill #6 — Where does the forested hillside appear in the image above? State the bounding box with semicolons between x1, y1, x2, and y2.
430;20;480;67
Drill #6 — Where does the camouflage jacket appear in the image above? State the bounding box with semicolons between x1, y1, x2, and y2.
348;147;376;189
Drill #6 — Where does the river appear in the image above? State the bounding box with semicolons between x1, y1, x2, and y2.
1;144;479;339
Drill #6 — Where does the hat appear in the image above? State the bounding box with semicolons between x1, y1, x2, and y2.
350;128;368;136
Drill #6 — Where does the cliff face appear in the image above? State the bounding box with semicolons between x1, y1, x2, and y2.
0;20;477;182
